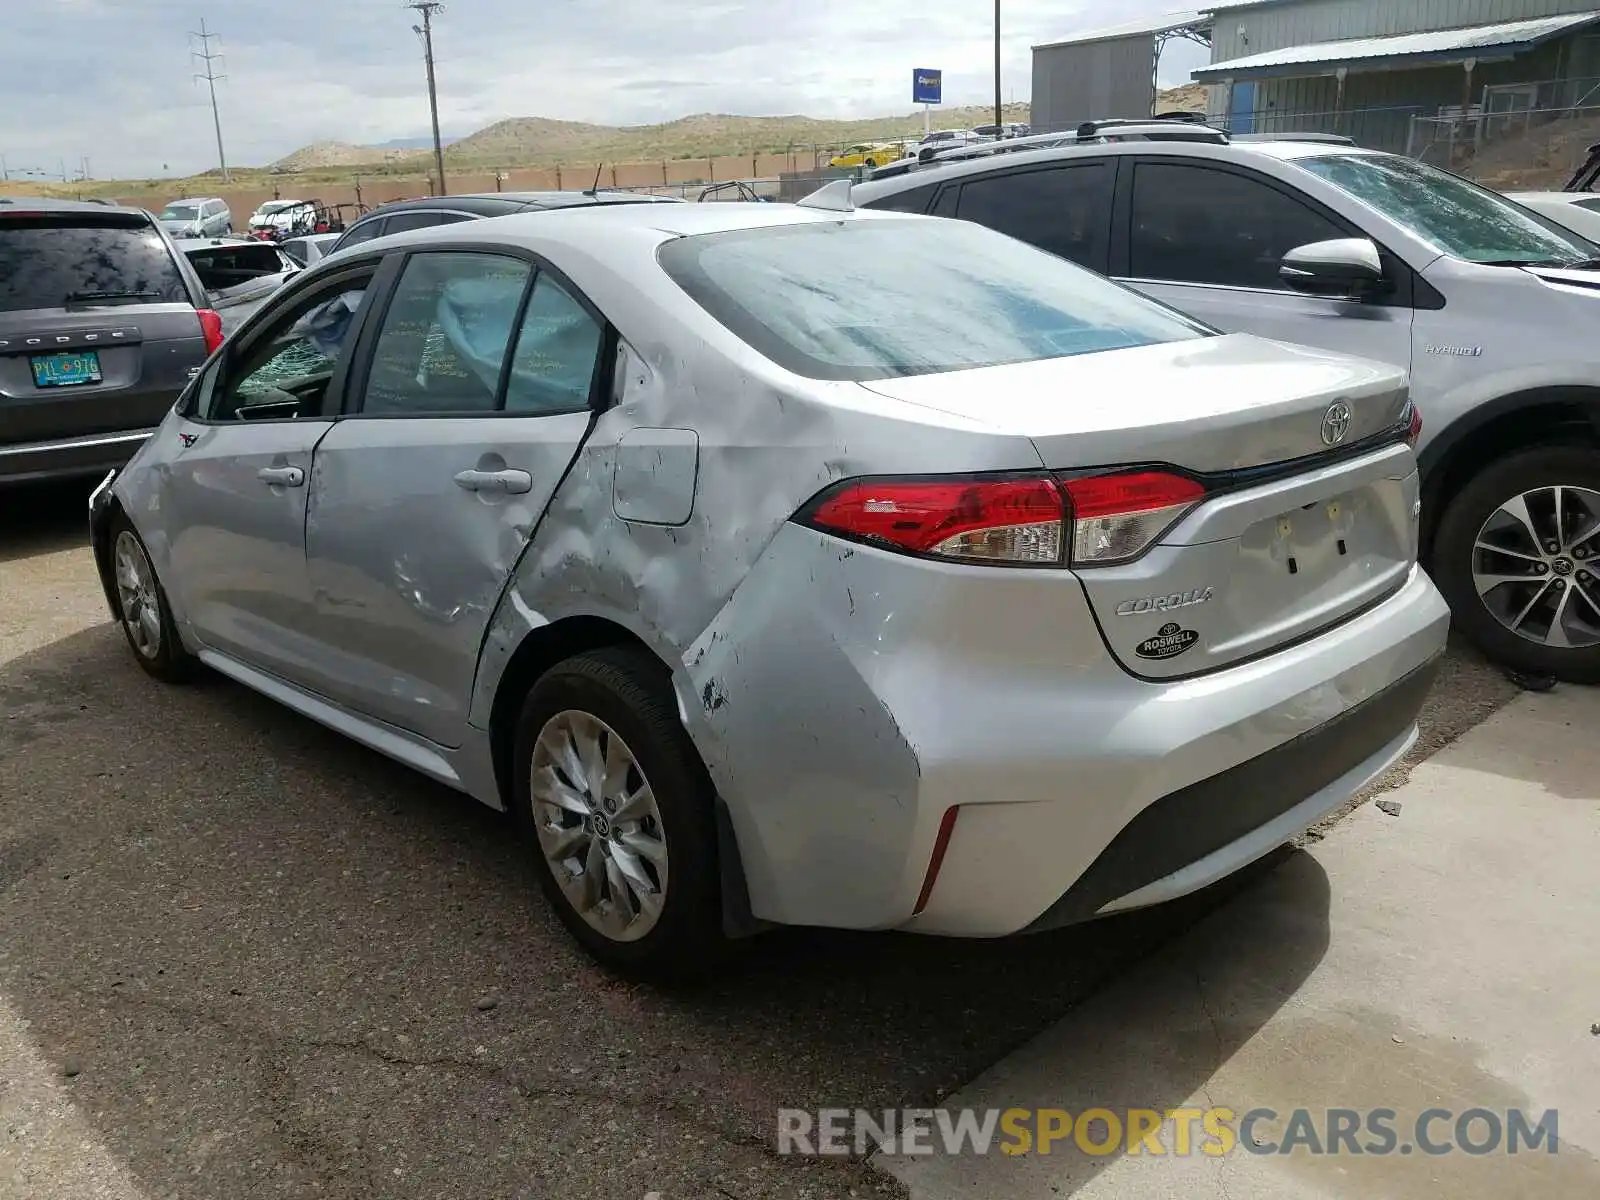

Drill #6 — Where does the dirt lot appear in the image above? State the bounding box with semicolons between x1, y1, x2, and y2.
0;479;1519;1200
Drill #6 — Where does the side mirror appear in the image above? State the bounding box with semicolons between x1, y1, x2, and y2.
1280;238;1386;299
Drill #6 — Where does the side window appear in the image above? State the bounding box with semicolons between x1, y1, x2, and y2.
929;186;960;218
383;212;446;234
954;163;1111;268
1129;163;1346;290
504;272;604;415
435;212;475;227
202;276;373;421
361;252;531;415
337;218;385;249
868;184;936;214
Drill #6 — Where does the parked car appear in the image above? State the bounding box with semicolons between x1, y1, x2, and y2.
89;200;1446;975
1503;140;1600;242
176;236;299;335
159;196;232;238
0;198;224;485
827;143;900;169
246;199;321;240
915;129;983;161
280;232;342;268
856;133;1600;682
322;190;684;256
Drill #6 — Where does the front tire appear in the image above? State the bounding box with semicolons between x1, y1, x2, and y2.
511;647;729;980
109;514;198;683
1433;444;1600;683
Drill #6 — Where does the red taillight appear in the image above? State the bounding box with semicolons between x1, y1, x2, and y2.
197;308;225;355
1405;404;1422;448
1062;470;1206;566
803;475;1066;565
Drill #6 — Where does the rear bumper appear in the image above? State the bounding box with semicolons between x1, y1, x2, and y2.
0;428;155;485
684;524;1450;936
1022;658;1437;932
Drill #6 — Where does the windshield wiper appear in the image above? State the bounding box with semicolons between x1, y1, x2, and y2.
1480;257;1600;270
63;289;164;304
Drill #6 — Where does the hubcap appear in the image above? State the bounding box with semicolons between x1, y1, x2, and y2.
1471;485;1600;650
529;710;668;942
113;531;163;660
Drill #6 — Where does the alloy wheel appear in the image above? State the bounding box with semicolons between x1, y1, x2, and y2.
113;530;163;660
1471;484;1600;649
529;710;669;942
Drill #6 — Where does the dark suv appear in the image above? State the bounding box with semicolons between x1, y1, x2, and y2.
0;198;223;485
324;190;684;257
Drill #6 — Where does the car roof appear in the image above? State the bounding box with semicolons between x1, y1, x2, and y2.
346;196;909;257
356;190;684;221
0;195;141;215
852;137;1384;201
173;236;265;249
166;196;221;205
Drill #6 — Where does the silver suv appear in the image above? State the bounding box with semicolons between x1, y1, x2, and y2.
857;138;1600;683
159;196;232;238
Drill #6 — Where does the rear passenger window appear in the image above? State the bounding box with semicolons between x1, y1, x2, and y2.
953;164;1111;269
361;252;531;415
504;274;603;414
1129;163;1346;290
384;212;447;234
337;219;385;249
868;184;936;214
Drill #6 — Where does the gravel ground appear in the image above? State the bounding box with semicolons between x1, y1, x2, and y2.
0;480;1522;1200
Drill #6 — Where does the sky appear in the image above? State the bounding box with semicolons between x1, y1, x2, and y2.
0;0;1211;181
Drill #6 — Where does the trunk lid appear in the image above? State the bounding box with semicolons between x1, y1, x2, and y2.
859;334;1419;678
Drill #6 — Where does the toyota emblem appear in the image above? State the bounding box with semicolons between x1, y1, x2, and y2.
1320;401;1352;447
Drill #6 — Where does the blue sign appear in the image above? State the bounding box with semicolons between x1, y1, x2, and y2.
913;68;942;106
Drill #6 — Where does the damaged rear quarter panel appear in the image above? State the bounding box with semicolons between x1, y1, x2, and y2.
467;263;1046;923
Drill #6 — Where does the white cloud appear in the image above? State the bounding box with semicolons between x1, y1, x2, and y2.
0;0;1210;180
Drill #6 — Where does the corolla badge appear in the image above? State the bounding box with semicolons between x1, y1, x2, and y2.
1320;400;1352;447
1115;587;1214;617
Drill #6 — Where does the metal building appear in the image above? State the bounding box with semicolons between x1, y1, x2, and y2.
1196;0;1600;155
1031;12;1215;132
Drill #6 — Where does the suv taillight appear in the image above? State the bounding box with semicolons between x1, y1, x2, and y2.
797;469;1207;567
197;308;225;355
1404;403;1422;448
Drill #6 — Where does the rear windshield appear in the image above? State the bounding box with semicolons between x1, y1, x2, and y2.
656;217;1207;380
0;215;189;313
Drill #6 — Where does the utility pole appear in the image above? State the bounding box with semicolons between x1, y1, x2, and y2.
190;18;231;183
408;2;448;197
993;0;1003;132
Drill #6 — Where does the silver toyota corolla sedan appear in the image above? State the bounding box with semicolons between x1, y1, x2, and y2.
88;197;1449;976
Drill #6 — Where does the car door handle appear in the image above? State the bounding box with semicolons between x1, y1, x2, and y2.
257;466;305;487
453;468;532;495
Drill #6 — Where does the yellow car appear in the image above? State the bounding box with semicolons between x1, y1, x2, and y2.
828;143;899;169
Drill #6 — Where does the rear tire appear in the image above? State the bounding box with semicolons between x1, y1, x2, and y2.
1432;444;1600;683
108;513;199;683
510;647;731;981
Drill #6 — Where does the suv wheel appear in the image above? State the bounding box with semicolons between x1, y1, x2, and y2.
1434;445;1600;683
511;647;729;980
109;514;199;682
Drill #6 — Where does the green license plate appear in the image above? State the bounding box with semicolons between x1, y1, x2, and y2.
31;350;102;388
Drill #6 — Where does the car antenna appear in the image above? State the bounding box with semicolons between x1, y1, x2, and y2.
797;178;853;212
585;163;603;197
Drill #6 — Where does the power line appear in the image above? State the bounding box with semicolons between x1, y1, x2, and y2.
190;18;230;183
407;2;448;196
